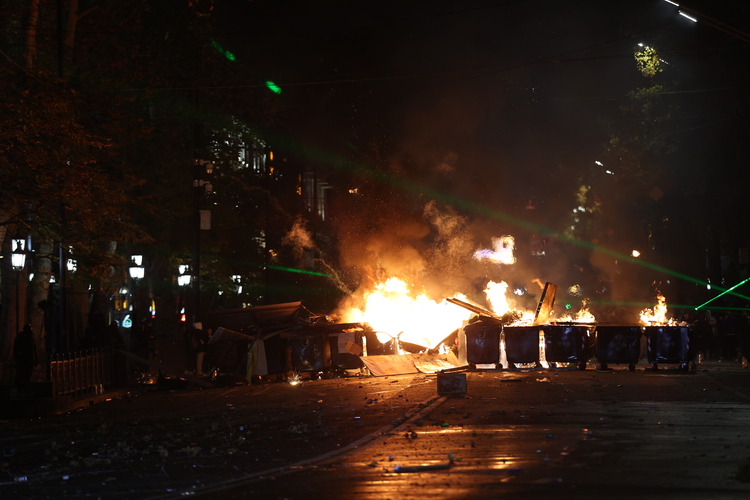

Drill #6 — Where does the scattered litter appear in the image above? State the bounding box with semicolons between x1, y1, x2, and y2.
536;378;550;383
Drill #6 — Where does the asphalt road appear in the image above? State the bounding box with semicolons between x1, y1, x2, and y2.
3;360;750;499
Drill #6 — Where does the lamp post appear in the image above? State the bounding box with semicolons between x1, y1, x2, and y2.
178;265;191;325
178;265;192;287
128;255;144;349
129;255;144;281
191;158;213;326
232;274;242;308
11;238;27;335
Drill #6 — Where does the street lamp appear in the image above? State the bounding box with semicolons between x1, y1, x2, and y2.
232;275;243;307
66;246;77;273
178;265;191;287
127;255;145;349
12;238;27;334
129;255;144;280
11;238;27;271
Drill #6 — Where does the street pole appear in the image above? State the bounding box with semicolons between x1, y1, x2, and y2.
191;159;212;326
192;159;200;326
11;238;28;344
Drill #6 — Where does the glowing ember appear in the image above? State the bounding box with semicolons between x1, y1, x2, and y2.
339;277;473;349
474;236;516;265
639;294;674;325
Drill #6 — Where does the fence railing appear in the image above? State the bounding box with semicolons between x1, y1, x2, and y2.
49;348;129;397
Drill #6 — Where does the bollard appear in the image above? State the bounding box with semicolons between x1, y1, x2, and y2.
437;372;467;395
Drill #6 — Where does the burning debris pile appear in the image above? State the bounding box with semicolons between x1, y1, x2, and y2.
271;202;698;376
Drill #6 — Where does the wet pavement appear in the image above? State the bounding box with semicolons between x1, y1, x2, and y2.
214;361;750;500
3;359;750;499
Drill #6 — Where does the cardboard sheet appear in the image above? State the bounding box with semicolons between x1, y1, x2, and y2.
361;352;460;376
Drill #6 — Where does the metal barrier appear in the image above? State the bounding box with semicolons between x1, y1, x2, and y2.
49;349;129;397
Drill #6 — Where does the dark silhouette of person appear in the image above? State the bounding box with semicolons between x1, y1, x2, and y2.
13;324;37;393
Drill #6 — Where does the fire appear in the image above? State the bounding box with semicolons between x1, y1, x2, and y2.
339;277;474;350
484;280;510;315
557;300;596;323
639;294;673;325
483;280;536;325
474;236;516;265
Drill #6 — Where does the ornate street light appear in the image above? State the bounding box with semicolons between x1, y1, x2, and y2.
232;274;243;295
11;238;27;336
11;238;27;271
178;265;191;287
129;255;144;280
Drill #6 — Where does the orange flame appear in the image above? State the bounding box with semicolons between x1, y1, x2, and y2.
483;280;536;325
557;300;596;323
639;294;673;325
338;277;473;349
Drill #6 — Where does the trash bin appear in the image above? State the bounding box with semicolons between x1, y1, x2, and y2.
463;321;502;368
288;332;332;372
644;325;692;371
262;334;288;375
363;330;399;356
503;326;541;367
328;330;364;369
594;326;642;371
542;325;590;370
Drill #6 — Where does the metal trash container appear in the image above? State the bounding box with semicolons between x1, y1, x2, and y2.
288;333;332;372
463;321;502;368
262;334;288;375
328;330;364;369
644;325;692;371
542;325;590;370
503;326;541;367
594;326;642;371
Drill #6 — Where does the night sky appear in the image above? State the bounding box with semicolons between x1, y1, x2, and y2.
215;0;750;313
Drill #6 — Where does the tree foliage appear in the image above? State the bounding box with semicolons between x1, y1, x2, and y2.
0;0;298;354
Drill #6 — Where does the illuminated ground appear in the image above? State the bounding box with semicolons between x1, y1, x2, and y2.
2;360;750;499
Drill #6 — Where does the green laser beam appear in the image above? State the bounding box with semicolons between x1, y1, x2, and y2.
210;40;236;62
266;81;281;94
250;133;749;302
311;153;750;301
589;300;750;313
694;276;750;310
267;265;336;278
